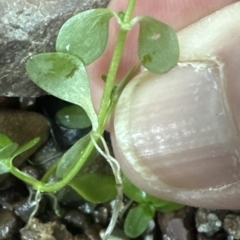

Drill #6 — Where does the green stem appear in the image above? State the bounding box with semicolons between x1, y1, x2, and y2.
97;29;127;126
124;0;136;23
97;0;136;127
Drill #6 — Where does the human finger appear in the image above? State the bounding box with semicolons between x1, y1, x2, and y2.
112;2;240;209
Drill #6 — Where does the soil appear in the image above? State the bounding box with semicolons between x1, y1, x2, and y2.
0;95;240;240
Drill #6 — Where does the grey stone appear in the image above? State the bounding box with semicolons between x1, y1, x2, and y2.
20;218;75;240
223;214;240;240
0;0;110;97
195;208;222;237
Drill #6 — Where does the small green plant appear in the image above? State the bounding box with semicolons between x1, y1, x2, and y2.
0;0;180;238
122;175;184;238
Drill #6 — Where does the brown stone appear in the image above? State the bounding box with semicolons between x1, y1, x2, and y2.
20;218;74;240
0;110;49;166
0;0;110;97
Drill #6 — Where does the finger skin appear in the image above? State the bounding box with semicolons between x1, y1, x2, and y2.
87;0;237;111
112;2;240;209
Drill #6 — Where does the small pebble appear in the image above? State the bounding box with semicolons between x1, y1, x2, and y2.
0;208;19;240
223;214;240;240
20;218;74;240
64;209;91;230
93;205;110;226
14;194;45;223
21;165;42;180
84;223;102;240
158;207;196;240
195;208;222;236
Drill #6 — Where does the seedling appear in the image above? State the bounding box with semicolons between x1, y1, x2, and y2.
0;0;180;238
122;175;184;238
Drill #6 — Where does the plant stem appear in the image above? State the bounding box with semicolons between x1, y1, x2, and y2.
97;0;136;128
124;0;136;23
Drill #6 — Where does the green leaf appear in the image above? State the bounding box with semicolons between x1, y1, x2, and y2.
0;143;18;159
56;8;114;65
56;134;98;178
0;161;10;174
0;134;13;149
26;52;98;130
123;174;184;212
145;194;184;212
136;16;179;74
122;174;146;203
124;203;155;238
156;202;184;213
56;105;92;129
12;137;40;158
69;173;117;203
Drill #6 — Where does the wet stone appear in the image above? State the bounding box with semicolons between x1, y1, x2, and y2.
197;231;227;240
37;96;91;151
0;0;110;97
84;223;102;240
195;208;224;237
223;213;240;240
158;207;196;240
21;165;42;180
0;208;19;240
30;139;62;171
0;110;49;168
93;204;110;226
0;178;28;208
64;209;91;231
20;218;75;240
14;195;46;223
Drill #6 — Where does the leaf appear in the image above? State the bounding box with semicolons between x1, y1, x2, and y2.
26;52;98;130
56;105;92;129
122;174;146;203
69;173;117;203
0;161;10;174
145;194;184;212
0;143;18;159
156;202;184;213
56;134;98;178
12;137;40;158
136;16;179;74
124;203;155;238
123;174;184;212
56;8;114;65
0;133;13;149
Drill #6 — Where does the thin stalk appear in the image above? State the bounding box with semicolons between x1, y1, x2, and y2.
124;0;136;24
97;0;136;128
97;29;127;126
10;135;96;192
36;139;96;192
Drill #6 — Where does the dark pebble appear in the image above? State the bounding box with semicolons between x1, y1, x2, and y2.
197;231;228;240
21;165;42;180
223;213;240;239
84;223;102;240
64;210;91;230
37;96;90;151
0;209;19;240
93;205;110;226
14;195;46;223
